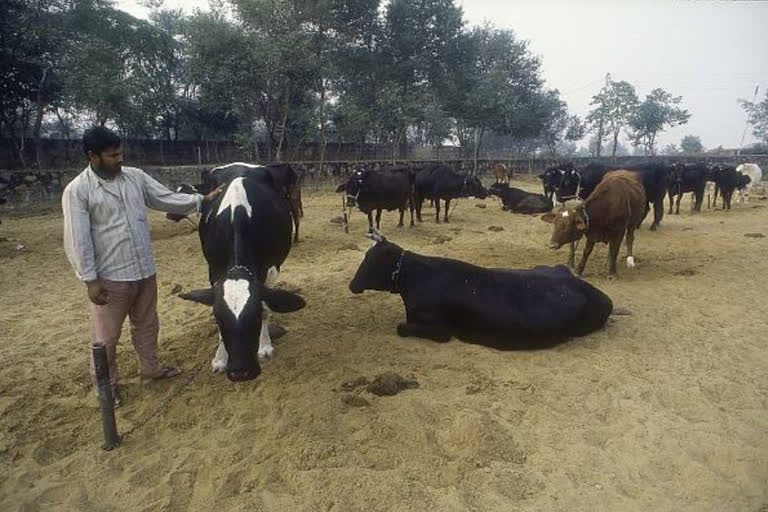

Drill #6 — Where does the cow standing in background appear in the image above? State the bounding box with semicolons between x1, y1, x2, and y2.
335;167;414;232
709;164;747;210
542;170;646;278
667;162;708;214
557;162;668;230
735;163;762;203
538;163;572;201
413;165;488;223
491;162;510;184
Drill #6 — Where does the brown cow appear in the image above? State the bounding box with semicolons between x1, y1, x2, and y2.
492;162;510;184
541;170;646;278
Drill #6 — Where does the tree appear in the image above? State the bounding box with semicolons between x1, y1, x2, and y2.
680;135;703;154
661;143;680;156
739;90;768;144
628;88;690;156
586;75;638;159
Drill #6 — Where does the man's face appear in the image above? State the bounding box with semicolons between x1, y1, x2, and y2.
89;146;122;177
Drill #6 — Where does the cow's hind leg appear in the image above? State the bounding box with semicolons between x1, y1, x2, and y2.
434;199;441;223
675;193;682;214
367;211;374;232
607;236;621;277
375;209;383;230
397;207;404;228
444;199;451;223
625;227;637;268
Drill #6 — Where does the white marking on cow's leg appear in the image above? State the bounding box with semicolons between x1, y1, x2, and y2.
212;332;228;373
265;266;279;288
217;177;253;222
626;256;636;268
223;278;250;319
258;302;274;362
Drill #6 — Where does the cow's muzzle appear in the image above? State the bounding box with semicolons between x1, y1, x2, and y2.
226;367;261;382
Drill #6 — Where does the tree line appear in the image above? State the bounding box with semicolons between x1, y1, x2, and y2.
7;0;762;170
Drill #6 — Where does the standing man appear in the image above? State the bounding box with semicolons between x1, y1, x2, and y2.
63;126;222;406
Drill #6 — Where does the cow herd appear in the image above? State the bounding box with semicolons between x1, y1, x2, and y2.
157;159;762;381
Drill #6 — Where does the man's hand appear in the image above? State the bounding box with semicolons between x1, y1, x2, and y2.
86;280;109;305
203;184;225;203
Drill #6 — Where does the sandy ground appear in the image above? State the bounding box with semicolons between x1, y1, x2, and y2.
0;177;767;512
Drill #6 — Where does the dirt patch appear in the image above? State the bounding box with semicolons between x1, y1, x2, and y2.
365;372;419;396
488;226;504;232
744;233;765;238
674;268;698;276
1;183;767;512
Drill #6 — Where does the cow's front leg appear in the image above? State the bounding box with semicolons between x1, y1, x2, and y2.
443;199;451;223
367;211;374;232
258;303;274;362
675;193;681;214
576;239;596;277
434;199;441;223
375;209;383;230
567;241;576;268
212;332;228;373
258;266;280;362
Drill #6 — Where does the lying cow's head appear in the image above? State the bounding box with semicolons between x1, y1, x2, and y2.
180;267;305;381
488;182;508;197
336;169;368;207
349;231;404;294
462;175;488;199
541;207;587;249
736;174;752;190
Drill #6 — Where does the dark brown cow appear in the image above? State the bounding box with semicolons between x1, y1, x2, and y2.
541;170;646;278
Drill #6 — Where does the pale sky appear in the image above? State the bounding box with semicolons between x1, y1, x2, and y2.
116;0;768;150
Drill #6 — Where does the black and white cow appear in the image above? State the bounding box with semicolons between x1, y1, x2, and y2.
348;232;614;345
179;164;305;381
413;165;488;223
335;166;414;231
168;162;303;242
538;163;572;200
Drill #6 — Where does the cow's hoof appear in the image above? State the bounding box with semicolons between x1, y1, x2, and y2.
626;256;636;268
258;345;274;362
396;323;410;337
211;359;227;373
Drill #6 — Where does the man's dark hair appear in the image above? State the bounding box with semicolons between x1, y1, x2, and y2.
83;126;121;156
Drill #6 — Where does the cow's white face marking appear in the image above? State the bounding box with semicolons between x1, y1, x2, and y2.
562;211;569;217
223;278;250;319
217;177;252;222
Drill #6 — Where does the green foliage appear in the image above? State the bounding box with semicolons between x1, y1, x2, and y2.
739;91;768;144
680;135;703;154
628;88;690;156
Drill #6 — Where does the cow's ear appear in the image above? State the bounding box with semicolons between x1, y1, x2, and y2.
178;288;215;306
540;212;556;224
263;288;306;313
335;184;346;193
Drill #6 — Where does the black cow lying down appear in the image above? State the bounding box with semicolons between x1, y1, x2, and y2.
489;183;553;214
349;232;614;347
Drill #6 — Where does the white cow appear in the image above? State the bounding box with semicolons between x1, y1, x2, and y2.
735;163;763;203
